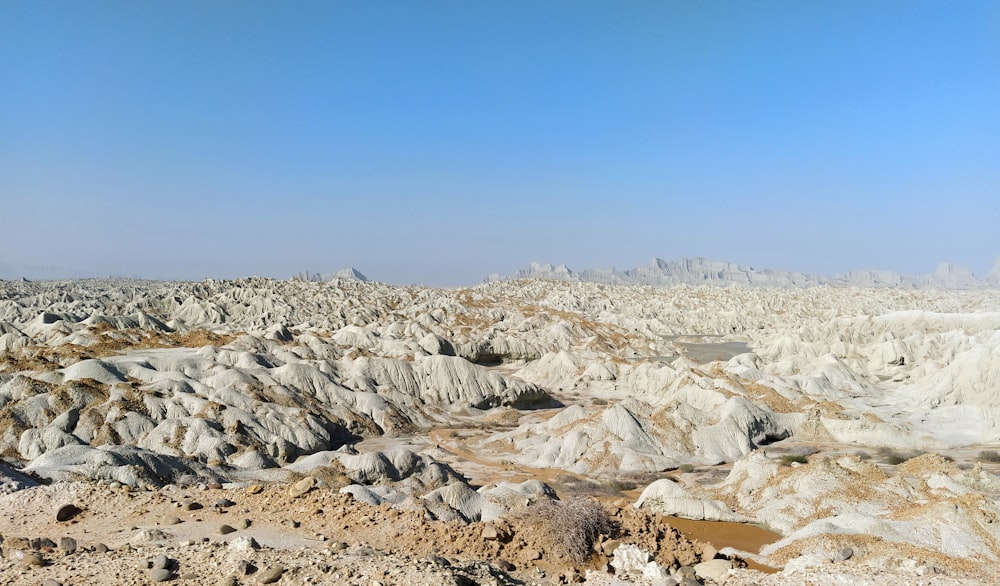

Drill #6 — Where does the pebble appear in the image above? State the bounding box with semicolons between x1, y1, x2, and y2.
258;566;286;583
161;516;183;525
153;554;171;570
22;552;44;566
150;567;173;582
32;537;57;549
237;518;251;529
59;536;78;554
228;536;261;552
55;504;82;522
185;501;203;511
289;476;316;498
238;560;257;575
94;543;110;553
836;547;854;561
215;498;236;508
219;524;237;535
247;484;263;495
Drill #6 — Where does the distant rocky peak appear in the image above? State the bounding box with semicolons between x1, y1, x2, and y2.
293;267;369;282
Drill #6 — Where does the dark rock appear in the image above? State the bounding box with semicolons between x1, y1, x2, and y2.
219;524;237;535
55;504;82;522
238;560;257;575
31;537;58;550
94;543;110;553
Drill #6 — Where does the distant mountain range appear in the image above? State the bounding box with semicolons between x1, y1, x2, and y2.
497;256;1000;289
292;267;369;282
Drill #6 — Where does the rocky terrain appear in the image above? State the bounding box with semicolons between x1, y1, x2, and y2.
1;276;999;584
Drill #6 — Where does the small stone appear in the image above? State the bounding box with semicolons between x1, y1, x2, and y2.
701;543;718;560
59;536;78;554
185;501;203;511
428;555;451;567
228;536;261;552
219;577;239;586
215;498;236;508
258;566;285;583
208;481;223;489
523;548;541;561
219;524;237;535
237;518;251;529
94;543;110;553
32;537;57;550
693;558;733;581
161;516;183;526
495;559;515;571
238;560;258;575
247;484;263;495
481;525;498;540
836;547;854;561
56;503;82;522
289;476;316;498
153;554;171;570
150;567;173;581
22;552;44;566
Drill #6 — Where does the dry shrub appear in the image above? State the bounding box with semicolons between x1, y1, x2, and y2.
512;497;616;563
979;450;1000;463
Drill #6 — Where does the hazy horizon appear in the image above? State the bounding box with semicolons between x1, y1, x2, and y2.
3;2;998;286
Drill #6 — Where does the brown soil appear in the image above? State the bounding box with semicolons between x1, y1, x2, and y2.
0;480;720;585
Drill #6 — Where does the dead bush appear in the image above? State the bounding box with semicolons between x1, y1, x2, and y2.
510;497;616;563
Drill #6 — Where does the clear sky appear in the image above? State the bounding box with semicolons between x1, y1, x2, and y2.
1;1;998;285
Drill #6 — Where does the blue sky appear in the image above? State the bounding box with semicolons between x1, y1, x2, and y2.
1;1;998;285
